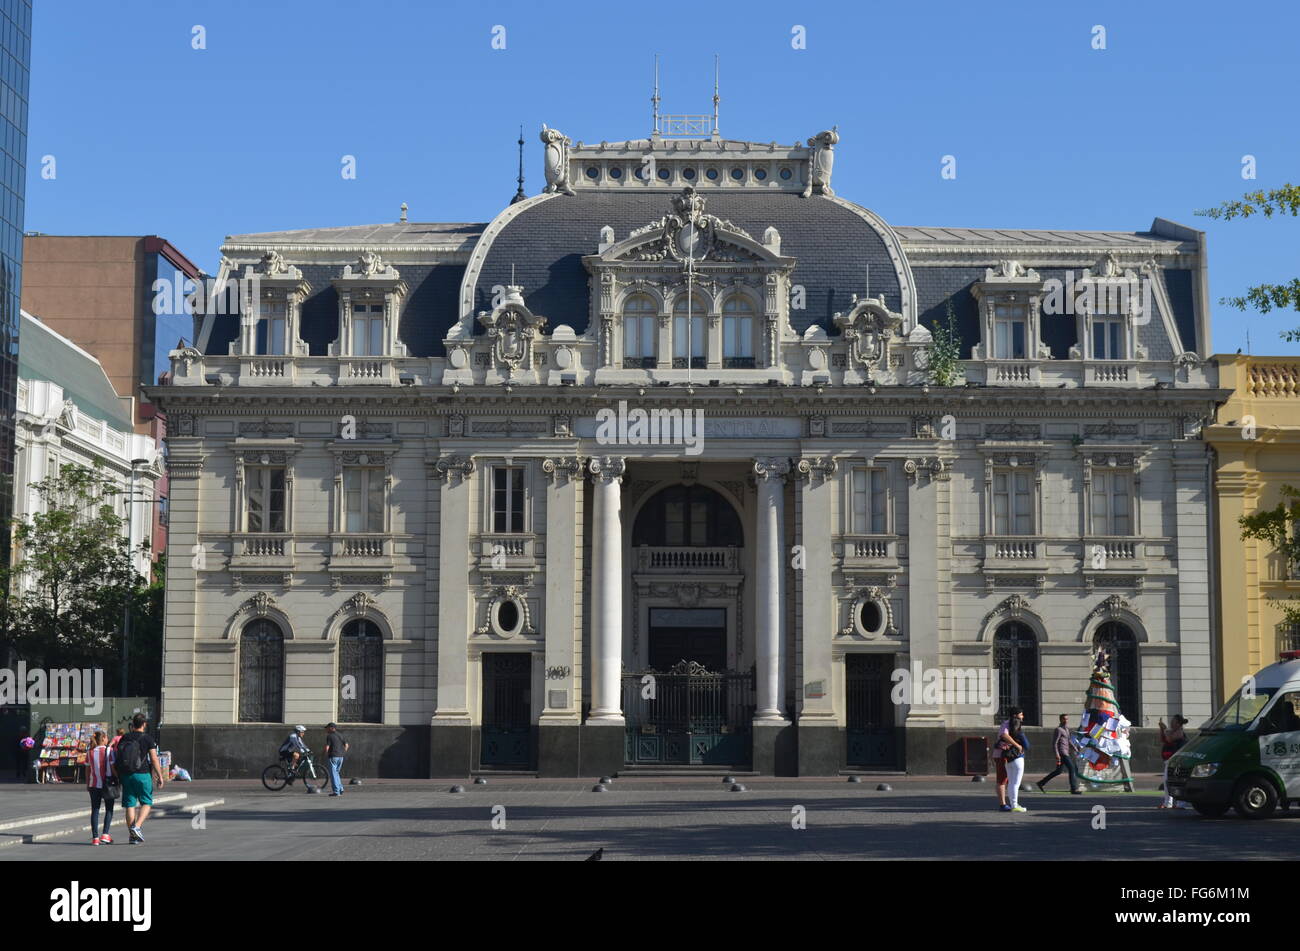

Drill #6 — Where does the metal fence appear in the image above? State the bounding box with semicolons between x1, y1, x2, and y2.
621;663;755;736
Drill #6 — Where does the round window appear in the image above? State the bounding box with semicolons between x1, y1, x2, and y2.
682;167;696;180
705;167;719;180
730;167;744;181
609;166;623;179
754;167;767;180
585;167;599;179
859;601;883;634
657;166;671;180
779;168;793;180
495;599;521;635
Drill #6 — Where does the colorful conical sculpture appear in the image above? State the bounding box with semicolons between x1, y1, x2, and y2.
1074;650;1135;790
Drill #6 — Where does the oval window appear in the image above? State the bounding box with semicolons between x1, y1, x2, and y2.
682;167;696;180
609;166;623;179
657;166;671;180
585;166;599;179
860;601;883;634
779;168;793;180
730;167;744;180
754;167;767;180
495;599;521;635
705;167;719;180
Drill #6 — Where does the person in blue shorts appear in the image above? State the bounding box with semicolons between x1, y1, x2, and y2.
114;713;166;844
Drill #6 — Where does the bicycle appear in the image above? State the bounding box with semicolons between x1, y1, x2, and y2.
261;751;332;792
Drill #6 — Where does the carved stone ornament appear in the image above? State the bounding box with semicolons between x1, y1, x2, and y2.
588;456;626;483
541;456;585;484
258;250;291;276
752;457;790;482
540;124;575;196
625;187;755;264
433;455;475;485
175;347;203;374
795;456;838;485
804;127;839;197
833;295;904;368
1086;594;1137;624
477;284;546;371
903;457;947;483
979;593;1033;632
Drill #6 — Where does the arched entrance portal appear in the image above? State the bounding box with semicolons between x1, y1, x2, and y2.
625;484;754;766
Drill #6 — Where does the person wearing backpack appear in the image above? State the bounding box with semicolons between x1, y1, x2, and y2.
115;713;165;844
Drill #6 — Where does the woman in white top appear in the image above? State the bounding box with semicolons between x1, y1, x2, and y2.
85;731;116;845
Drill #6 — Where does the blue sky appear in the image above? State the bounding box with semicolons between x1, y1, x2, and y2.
24;0;1300;355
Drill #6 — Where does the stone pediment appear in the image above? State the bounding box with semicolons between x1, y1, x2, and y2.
604;187;776;266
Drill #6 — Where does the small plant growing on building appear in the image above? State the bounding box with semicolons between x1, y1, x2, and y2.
926;300;964;387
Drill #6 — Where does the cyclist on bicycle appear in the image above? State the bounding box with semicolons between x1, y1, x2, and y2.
279;725;309;771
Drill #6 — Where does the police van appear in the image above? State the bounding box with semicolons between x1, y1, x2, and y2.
1166;650;1300;818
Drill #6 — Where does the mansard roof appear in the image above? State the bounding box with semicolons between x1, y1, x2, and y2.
467;190;908;336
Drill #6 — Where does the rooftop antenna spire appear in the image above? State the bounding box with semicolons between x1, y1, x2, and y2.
652;54;661;136
712;54;720;136
510;124;527;204
399;202;407;223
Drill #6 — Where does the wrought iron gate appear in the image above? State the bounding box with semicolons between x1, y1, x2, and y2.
622;662;755;766
238;619;284;723
481;653;532;768
846;654;899;768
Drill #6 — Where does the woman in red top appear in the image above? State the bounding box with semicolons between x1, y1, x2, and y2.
85;731;116;845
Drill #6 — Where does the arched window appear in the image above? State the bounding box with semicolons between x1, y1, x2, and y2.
622;295;657;368
633;484;743;548
993;622;1040;725
339;618;383;723
1094;622;1140;723
722;295;755;368
672;294;707;369
239;619;284;723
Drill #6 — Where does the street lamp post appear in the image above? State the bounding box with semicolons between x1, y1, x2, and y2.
121;458;149;695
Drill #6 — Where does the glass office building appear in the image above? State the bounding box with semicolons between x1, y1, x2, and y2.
0;0;29;566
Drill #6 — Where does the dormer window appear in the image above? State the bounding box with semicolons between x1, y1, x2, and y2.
993;304;1027;359
351;302;385;356
623;294;657;368
255;299;287;355
722;295;755;368
673;293;707;369
1091;318;1126;360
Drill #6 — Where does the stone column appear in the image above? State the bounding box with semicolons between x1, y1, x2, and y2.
587;456;626;721
430;455;474;777
795;456;838;774
1173;444;1214;722
539;456;584;776
753;457;790;720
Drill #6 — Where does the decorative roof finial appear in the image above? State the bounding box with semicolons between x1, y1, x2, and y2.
511;125;527;205
651;54;661;137
399;202;408;223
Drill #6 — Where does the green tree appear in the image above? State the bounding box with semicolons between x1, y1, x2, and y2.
1237;484;1300;628
1197;185;1300;340
925;300;964;386
7;462;156;693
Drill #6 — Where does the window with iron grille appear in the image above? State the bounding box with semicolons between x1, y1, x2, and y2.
1280;622;1300;653
1094;622;1140;723
993;622;1039;725
492;466;525;534
239;619;284;723
246;466;286;533
339;619;382;723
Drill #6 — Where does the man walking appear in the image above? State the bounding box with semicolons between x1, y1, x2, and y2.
115;713;166;843
324;723;349;797
1037;713;1083;794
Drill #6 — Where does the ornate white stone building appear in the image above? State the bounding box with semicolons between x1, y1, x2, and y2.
152;123;1223;776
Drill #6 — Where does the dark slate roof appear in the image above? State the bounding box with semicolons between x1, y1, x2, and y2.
1162;269;1197;352
19;311;135;429
895;226;1192;251
473;192;903;335
203;262;467;359
225;222;483;248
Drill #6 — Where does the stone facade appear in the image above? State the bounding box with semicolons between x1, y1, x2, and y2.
151;124;1224;776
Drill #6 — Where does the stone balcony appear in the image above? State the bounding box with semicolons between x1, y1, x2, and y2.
838;534;900;570
635;545;740;573
230;533;295;570
477;533;540;570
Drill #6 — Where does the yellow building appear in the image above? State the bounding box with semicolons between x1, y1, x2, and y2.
1209;355;1300;704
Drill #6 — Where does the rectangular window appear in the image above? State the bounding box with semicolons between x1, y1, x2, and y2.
1090;470;1132;536
851;468;888;534
673;314;706;366
624;316;656;360
492;467;525;534
343;467;384;533
993;304;1027;359
993;470;1033;535
1091;319;1125;360
724;315;753;359
351;303;385;356
255;299;287;355
246;467;286;533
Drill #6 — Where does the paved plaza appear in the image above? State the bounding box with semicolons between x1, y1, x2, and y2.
1;776;1294;861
